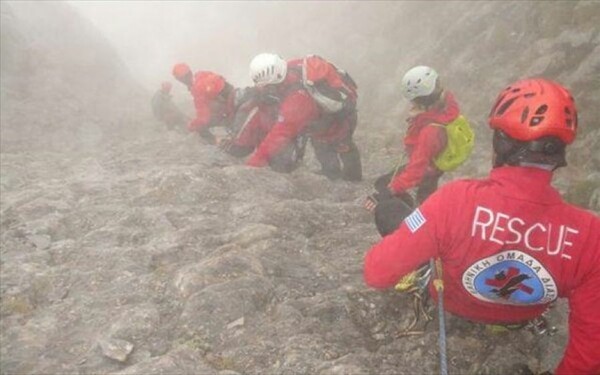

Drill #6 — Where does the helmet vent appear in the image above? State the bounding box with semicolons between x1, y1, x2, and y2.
530;116;543;127
490;93;508;115
511;88;521;93
565;107;573;128
520;107;529;123
496;97;518;116
566;119;573;128
524;93;535;98
417;78;422;84
535;105;548;115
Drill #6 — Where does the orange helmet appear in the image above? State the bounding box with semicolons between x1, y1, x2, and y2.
488;78;577;145
161;81;172;93
172;63;192;80
192;72;226;98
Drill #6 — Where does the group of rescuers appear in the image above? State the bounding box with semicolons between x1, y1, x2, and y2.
151;53;599;374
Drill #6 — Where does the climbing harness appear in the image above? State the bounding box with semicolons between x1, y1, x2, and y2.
526;314;557;336
395;260;448;374
395;263;434;337
486;312;557;337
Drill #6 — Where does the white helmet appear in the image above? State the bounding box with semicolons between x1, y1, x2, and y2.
250;53;287;86
401;65;439;100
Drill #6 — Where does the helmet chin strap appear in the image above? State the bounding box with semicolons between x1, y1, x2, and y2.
518;162;555;171
492;130;566;170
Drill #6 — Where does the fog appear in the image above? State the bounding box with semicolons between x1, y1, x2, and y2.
68;1;378;89
66;0;434;116
1;1;599;374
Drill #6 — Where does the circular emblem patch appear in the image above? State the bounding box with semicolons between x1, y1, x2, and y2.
462;250;557;305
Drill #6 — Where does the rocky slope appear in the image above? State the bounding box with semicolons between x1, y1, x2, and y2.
0;133;570;374
0;1;149;153
1;1;598;375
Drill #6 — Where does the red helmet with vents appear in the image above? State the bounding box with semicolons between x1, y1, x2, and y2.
488;78;577;145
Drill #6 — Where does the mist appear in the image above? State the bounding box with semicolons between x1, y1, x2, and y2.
1;1;599;374
66;1;456;117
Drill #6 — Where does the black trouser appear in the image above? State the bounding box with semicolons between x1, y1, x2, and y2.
372;167;442;236
269;141;302;173
310;110;362;182
226;139;301;174
311;138;362;181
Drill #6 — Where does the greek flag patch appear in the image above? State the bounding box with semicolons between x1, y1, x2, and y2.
405;208;426;233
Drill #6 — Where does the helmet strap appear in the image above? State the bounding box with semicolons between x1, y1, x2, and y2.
492;131;567;170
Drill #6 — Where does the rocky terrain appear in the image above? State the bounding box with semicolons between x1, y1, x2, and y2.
1;1;598;375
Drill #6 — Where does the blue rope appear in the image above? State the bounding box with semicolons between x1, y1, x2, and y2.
431;258;448;375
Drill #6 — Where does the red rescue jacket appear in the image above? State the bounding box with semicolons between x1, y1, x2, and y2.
388;91;460;194
365;166;600;374
232;103;279;149
246;59;319;167
187;71;234;132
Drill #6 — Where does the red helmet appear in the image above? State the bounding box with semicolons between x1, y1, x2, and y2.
488;78;577;145
161;81;172;93
192;71;226;98
172;63;191;80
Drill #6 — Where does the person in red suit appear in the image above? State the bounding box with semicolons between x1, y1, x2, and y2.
241;53;362;179
364;78;600;375
172;63;237;144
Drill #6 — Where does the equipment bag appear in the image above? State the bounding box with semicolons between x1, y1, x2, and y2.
431;115;475;172
301;55;357;114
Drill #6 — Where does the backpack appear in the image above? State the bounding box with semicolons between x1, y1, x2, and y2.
300;55;358;114
431;115;475;172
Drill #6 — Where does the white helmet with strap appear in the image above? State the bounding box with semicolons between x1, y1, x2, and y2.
250;53;287;86
401;65;439;100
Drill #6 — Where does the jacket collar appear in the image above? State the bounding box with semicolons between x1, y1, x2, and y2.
489;166;563;204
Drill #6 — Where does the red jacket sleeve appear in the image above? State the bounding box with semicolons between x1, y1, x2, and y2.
188;95;211;132
247;90;318;167
364;188;446;287
556;223;600;375
388;126;446;195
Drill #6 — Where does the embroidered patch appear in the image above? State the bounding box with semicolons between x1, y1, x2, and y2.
405;208;426;233
462;250;557;306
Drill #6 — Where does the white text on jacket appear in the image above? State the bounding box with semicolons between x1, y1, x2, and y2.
471;206;578;260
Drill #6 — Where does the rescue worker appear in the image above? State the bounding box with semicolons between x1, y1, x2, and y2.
364;78;600;375
150;81;186;131
366;66;459;208
172;62;238;144
215;89;294;171
364;65;460;236
302;55;362;181
241;53;362;180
